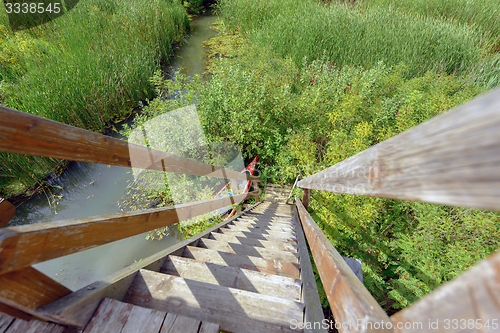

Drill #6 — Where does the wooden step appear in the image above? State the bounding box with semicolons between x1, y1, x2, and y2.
236;218;295;228
123;270;303;333
161;255;301;301
197;238;299;264
0;317;64;333
208;232;298;253
182;246;300;278
83;298;219;333
218;228;298;244
226;224;296;237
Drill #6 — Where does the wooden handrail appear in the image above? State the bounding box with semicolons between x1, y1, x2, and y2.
295;197;392;333
0;191;259;275
297;87;500;211
0;106;259;182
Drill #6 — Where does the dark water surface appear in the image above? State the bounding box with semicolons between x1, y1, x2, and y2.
9;13;218;291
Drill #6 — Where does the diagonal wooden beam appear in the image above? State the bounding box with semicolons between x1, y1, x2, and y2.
0;106;258;182
0;191;258;275
298;87;500;211
0;199;15;228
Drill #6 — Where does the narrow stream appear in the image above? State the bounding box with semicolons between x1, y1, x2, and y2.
9;12;219;291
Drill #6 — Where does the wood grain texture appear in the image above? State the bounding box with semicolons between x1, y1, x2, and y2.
0;267;70;320
83;298;134;333
120;303;166;333
0;200;15;228
218;228;298;244
161;255;301;301
0;303;32;321
302;189;311;210
297;87;500;211
160;313;200;333
198;321;219;333
0;191;258;274
292;205;326;333
296;198;392;333
391;249;500;333
123;269;304;333
197;238;299;264
0;106;259;182
0;314;14;332
182;246;300;279
209;232;298;252
37;203;263;327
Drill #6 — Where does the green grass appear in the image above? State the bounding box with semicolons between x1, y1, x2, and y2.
218;0;485;77
0;0;188;198
355;0;500;52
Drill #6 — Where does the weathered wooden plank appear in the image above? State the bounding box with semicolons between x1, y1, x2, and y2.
0;267;71;320
297;87;500;211
0;200;15;228
0;315;14;333
160;313;200;333
161;255;301;301
121;303;166;333
198;321;219;333
0;106;259;182
230;221;296;233
295;198;391;333
218;228;298;244
292;204;326;333
183;246;300;279
236;218;295;228
302;189;311;210
197;238;299;264
21;319;52;333
3;319;30;333
0;191;258;275
391;249;500;333
208;232;298;252
37;203;263;327
226;224;296;237
0;303;31;321
83;298;133;333
43;323;65;333
123;270;304;333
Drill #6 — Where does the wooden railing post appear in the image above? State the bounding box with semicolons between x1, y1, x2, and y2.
302;189;311;209
0;198;15;228
252;180;261;202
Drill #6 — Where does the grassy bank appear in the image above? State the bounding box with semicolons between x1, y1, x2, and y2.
0;0;188;198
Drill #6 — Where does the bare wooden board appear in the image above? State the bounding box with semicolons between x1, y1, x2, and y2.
83;298;134;333
296;198;392;333
124;270;304;333
391;249;500;333
0;315;14;333
0;191;258;275
218;229;298;244
0;106;258;182
37;202;263;327
197;238;299;264
161;255;301;301
160;313;200;333
121;305;166;333
235;219;296;230
0;200;15;228
198;321;219;333
208;232;298;252
0;267;71;319
226;225;296;238
297;87;500;211
182;246;300;279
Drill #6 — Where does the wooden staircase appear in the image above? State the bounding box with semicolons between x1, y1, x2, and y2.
78;199;316;332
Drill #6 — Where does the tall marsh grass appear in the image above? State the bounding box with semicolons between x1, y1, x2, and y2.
218;0;485;77
0;0;188;197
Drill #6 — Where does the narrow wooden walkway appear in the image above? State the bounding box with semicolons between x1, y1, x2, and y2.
78;190;319;332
